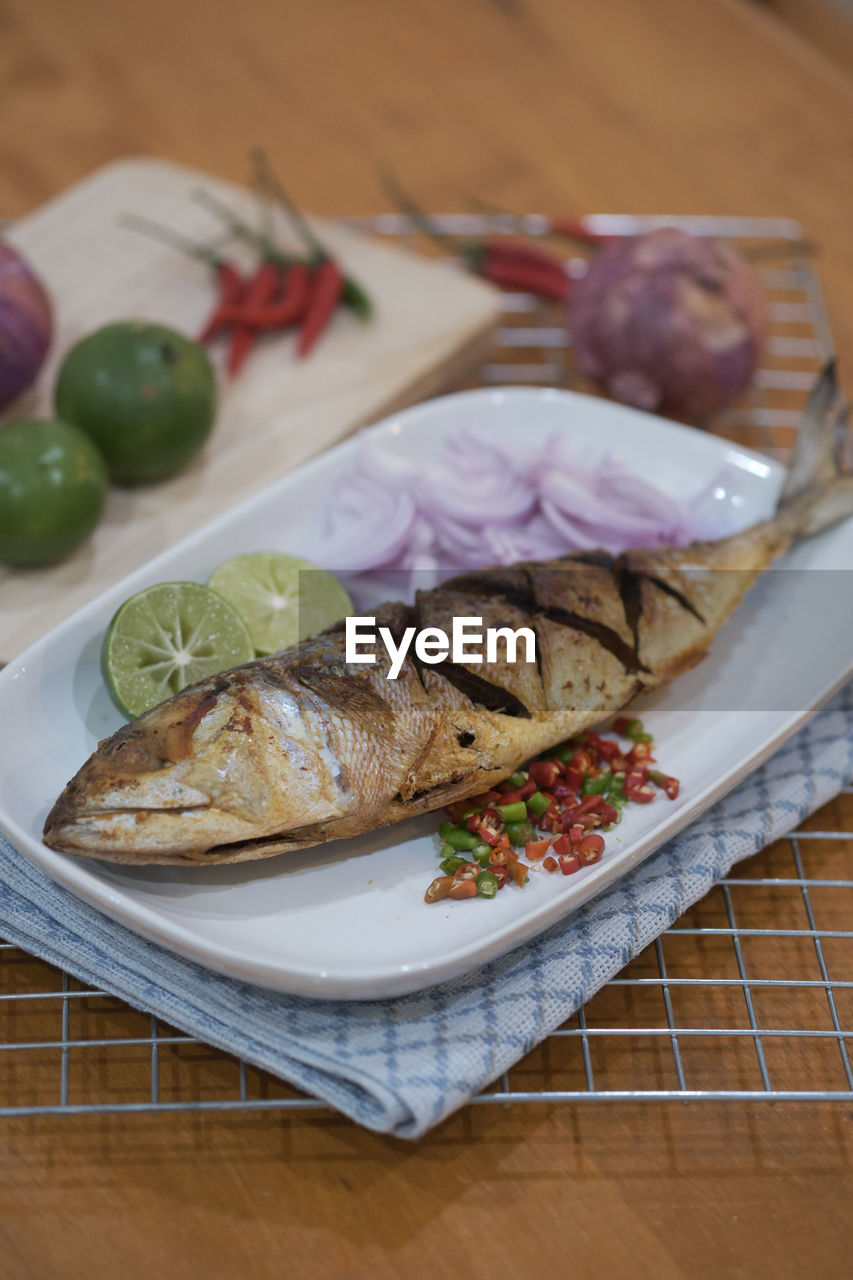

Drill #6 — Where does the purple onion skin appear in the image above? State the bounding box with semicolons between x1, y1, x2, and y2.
0;240;53;412
570;227;766;421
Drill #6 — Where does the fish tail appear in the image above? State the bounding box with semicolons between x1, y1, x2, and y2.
778;358;853;536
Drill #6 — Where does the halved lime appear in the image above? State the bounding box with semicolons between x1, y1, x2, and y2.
207;552;353;655
101;581;254;718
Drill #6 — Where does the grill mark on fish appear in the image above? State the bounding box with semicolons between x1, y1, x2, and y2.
384;607;431;695
425;660;532;718
643;573;707;625
615;566;645;661
544;607;650;674
451;569;649;675
570;550;615;569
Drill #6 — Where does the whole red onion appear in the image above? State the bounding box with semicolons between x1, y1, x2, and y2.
0;239;53;411
570;227;766;421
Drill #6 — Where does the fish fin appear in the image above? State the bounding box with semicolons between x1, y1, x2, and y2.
777;358;853;537
780;358;842;501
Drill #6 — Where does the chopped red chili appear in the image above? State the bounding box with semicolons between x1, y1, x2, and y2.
424;875;453;904
448;880;477;900
529;760;562;790
507;860;530;887
425;725;680;903
577;834;605;864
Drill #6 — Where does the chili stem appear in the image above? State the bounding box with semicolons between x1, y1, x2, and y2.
250;146;327;259
252;149;373;319
119;213;228;267
192;188;290;265
379;167;455;254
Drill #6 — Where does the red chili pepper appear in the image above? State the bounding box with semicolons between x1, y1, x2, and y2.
529;760;562;790
525;839;551;861
489;847;511;866
542;855;559;873
518;778;538;799
220;261;311;330
199;261;246;343
480;254;569;301
561;796;618;830
569;750;594;774
564;767;584;793
629;742;656;764
507;860;530;887
647;771;680;800
577;833;605;864
612;717;631;736
552;834;575;856
552;780;578;804
624;783;656;804
489;865;509;889
297;259;344;357
448;880;477;900
454;862;481;882
558;852;582;876
424;875;453;904
252;148;372;321
466;808;502;847
227;261;280;377
484;238;569;273
382;170;570;301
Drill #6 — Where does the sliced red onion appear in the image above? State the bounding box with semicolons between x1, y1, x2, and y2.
317;472;417;572
314;427;744;600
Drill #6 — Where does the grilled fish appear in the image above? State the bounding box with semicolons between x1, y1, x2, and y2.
44;365;853;865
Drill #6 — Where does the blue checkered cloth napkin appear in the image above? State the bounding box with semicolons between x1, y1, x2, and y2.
1;684;851;1137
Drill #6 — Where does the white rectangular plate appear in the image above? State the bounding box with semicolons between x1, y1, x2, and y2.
0;387;851;999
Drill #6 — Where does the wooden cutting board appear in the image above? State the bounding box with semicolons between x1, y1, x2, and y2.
1;158;501;659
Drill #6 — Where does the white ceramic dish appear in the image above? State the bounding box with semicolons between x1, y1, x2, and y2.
1;388;851;1000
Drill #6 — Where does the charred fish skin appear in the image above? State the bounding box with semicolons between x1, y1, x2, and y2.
43;363;853;866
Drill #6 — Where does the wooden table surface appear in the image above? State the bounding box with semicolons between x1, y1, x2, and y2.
2;0;853;1275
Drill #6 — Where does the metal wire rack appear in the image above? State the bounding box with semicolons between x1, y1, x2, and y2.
1;213;850;1117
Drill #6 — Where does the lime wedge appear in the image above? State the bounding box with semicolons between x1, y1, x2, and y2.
207;552;352;655
101;581;255;718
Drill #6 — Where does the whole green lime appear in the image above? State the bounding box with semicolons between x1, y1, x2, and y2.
0;419;108;567
54;321;217;485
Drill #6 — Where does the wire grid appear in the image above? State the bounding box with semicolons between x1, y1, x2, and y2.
1;213;851;1117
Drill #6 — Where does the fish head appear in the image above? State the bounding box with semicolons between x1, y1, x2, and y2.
43;670;353;863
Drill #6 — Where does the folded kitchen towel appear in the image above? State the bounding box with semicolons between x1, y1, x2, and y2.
1;683;851;1138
